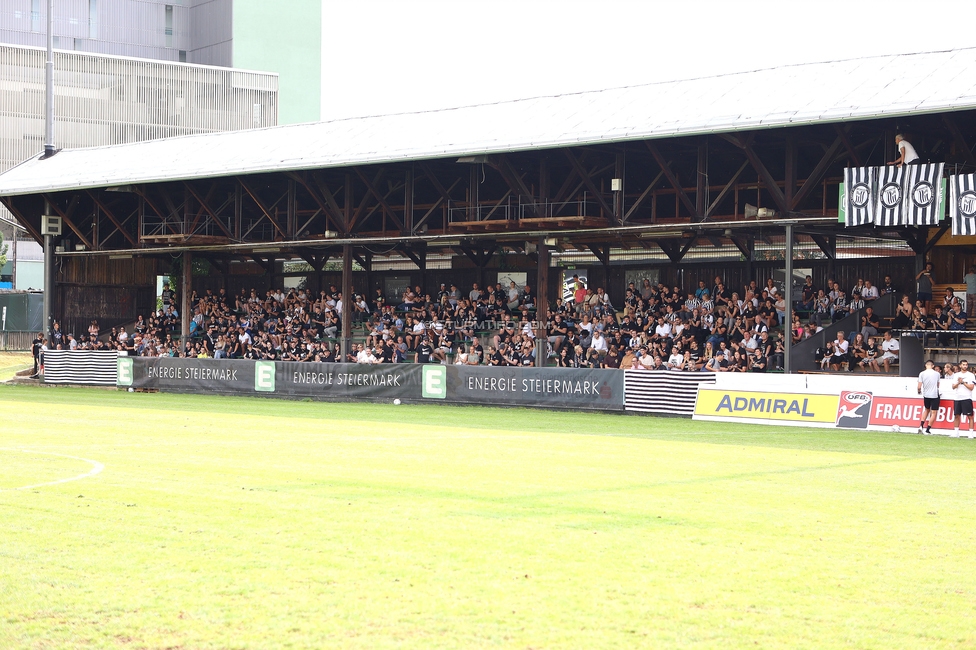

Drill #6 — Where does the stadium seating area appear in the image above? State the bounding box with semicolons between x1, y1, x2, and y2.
40;277;793;371
39;265;972;373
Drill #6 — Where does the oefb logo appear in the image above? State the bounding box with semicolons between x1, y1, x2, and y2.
912;182;934;207
851;183;871;208
880;183;901;209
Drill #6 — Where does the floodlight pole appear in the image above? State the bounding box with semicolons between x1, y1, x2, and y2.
784;223;794;374
43;0;55;159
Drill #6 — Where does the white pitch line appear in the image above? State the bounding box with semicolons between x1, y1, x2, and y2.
0;448;104;491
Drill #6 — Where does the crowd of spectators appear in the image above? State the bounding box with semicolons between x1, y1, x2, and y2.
27;235;976;385
36;261;971;375
35;274;800;373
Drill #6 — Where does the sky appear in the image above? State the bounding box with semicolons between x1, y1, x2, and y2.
319;0;975;121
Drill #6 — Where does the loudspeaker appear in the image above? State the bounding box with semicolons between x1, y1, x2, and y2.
744;204;776;219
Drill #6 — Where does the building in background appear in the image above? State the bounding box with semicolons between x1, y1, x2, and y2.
0;0;321;125
0;44;278;172
0;0;288;292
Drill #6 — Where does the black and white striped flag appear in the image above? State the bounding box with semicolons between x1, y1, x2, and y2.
903;163;944;226
874;165;904;227
843;167;874;227
950;173;976;236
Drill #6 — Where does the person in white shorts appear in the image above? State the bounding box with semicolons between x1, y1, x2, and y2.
877;331;900;373
951;359;976;437
917;359;942;434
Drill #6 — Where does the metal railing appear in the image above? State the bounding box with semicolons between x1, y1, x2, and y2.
140;213;236;240
447;194;608;224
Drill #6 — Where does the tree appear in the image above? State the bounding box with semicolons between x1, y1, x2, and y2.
0;229;8;270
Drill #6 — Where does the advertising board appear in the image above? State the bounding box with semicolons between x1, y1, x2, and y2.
694;376;974;433
445;365;624;411
694;387;839;426
118;358;625;411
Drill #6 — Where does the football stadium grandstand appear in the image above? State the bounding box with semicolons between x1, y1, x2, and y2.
4;48;976;396
7;45;976;650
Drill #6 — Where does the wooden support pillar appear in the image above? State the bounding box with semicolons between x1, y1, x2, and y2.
234;183;242;240
539;156;550;201
418;246;427;293
341;244;353;362
744;238;755;285
614;152;625;224
785;136;797;210
181;250;192;349
696;138;707;220
468;165;479;221
266;255;277;290
534;237;549;367
883;129;895;166
343;173;352;234
784;224;794;374
362;253;373;299
826;235;837;279
404;166;415;234
287;178;297;238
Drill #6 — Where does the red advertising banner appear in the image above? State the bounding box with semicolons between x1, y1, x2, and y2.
866;396;959;431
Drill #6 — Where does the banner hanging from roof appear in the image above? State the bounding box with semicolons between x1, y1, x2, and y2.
843;167;875;226
874;165;905;227
950;173;976;236
904;163;944;226
843;164;946;227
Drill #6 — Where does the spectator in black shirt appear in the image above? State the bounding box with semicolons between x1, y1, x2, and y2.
415;337;435;364
31;332;43;377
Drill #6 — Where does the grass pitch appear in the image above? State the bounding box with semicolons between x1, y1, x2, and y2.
2;384;976;649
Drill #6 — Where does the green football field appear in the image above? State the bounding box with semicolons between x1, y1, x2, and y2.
2;382;976;649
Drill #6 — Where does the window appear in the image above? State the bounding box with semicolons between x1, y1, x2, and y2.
89;0;97;39
178;50;187;63
30;0;40;32
165;5;173;48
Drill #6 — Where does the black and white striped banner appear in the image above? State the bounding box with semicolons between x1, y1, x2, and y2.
623;370;716;416
843;167;875;226
875;165;905;227
43;350;120;385
903;163;943;226
950;173;976;236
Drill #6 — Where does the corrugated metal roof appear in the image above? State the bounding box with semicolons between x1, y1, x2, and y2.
2;48;975;197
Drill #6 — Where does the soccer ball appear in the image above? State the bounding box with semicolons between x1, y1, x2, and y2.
892;424;901;433
393;399;402;405
128;387;134;393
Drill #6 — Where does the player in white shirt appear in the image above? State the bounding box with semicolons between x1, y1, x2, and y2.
951;359;976;437
917;360;942;434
